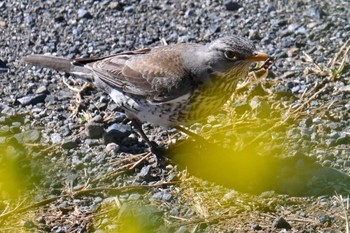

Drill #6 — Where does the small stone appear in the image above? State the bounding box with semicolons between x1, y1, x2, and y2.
72;156;83;167
109;2;124;11
319;215;331;226
86;122;105;139
251;223;262;231
14;130;41;143
0;125;10;134
105;142;120;154
61;138;79;149
103;123;132;144
273;217;291;230
152;192;163;200
124;5;134;13
0;59;7;72
35;86;48;94
51;133;62;144
224;0;241;11
138;165;152;179
128;193;141;200
114;112;127;122
121;133;138;146
77;9;93;19
162;192;172;201
17;94;47;106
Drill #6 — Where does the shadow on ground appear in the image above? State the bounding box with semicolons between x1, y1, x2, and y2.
168;140;350;197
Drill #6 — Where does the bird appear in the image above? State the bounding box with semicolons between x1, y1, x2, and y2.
22;35;269;153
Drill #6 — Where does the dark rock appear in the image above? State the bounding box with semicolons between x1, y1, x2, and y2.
61;138;79;149
0;59;7;72
224;0;241;11
251;223;262;231
14;130;41;143
86;122;105;139
335;135;350;146
114;112;127;123
273;217;291;229
103;123;132;144
17;94;47;106
121;133;138;146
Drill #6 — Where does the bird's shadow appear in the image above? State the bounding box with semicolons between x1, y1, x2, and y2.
167;140;350;197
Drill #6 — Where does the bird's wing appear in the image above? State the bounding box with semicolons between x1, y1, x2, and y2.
83;45;196;103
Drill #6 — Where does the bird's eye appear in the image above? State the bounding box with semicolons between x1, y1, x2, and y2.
224;50;239;61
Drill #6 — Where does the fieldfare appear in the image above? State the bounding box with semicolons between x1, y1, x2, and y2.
23;36;269;153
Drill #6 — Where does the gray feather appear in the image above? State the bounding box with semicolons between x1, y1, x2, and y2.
22;54;92;79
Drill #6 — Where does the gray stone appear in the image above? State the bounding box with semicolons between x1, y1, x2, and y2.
103;123;132;144
51;133;62;144
17;94;47;106
86;122;105;139
61;138;79;149
14;130;41;143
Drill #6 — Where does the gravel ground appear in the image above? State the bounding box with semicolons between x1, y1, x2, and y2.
1;0;350;232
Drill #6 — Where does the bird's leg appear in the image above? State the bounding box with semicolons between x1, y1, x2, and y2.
131;119;163;155
174;126;206;142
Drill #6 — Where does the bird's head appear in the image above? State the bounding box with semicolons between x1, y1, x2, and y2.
206;36;268;76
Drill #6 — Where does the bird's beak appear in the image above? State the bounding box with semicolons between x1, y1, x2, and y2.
247;52;269;62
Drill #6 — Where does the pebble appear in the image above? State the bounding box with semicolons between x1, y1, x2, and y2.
17;94;47;106
85;122;105;139
77;9;93;19
14;129;41;144
273;217;292;230
0;59;7;72
61;138;79;150
105;142;120;154
103;123;132;144
224;0;241;11
50;133;62;144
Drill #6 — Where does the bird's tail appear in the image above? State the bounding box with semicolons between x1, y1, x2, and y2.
22;54;93;80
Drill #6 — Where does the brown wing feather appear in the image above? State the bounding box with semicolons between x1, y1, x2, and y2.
86;45;195;102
